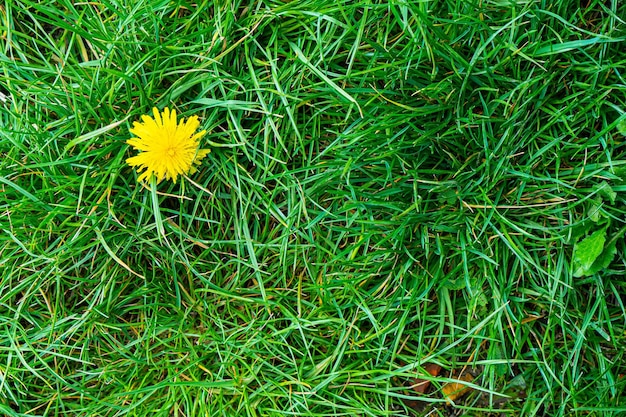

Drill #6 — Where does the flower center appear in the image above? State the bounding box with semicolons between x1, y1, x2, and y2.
167;147;177;157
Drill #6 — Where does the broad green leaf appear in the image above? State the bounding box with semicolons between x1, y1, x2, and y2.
585;225;626;277
572;227;607;277
587;196;603;223
610;166;626;185
585;238;617;276
442;276;466;291
491;345;508;376
567;219;604;244
503;374;527;399
439;188;459;205
617;119;626;137
593;181;617;205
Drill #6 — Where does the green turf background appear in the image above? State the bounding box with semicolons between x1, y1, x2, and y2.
1;1;626;416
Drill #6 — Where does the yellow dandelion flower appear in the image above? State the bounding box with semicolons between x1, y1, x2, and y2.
126;107;210;183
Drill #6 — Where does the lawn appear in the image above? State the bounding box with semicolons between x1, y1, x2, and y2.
2;0;626;416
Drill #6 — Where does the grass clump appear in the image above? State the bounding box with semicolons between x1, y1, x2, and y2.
2;0;626;416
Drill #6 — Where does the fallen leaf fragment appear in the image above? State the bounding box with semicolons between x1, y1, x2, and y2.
442;373;473;404
411;363;442;394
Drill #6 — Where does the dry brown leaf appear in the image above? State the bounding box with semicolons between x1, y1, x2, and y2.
411;363;442;394
442;373;473;404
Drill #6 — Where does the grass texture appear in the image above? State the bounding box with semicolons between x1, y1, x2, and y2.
2;0;626;416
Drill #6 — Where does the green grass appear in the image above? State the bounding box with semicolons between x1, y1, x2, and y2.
2;0;626;416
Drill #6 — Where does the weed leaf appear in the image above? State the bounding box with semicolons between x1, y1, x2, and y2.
617;119;626;137
586;239;618;277
593;181;616;205
572;227;607;277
